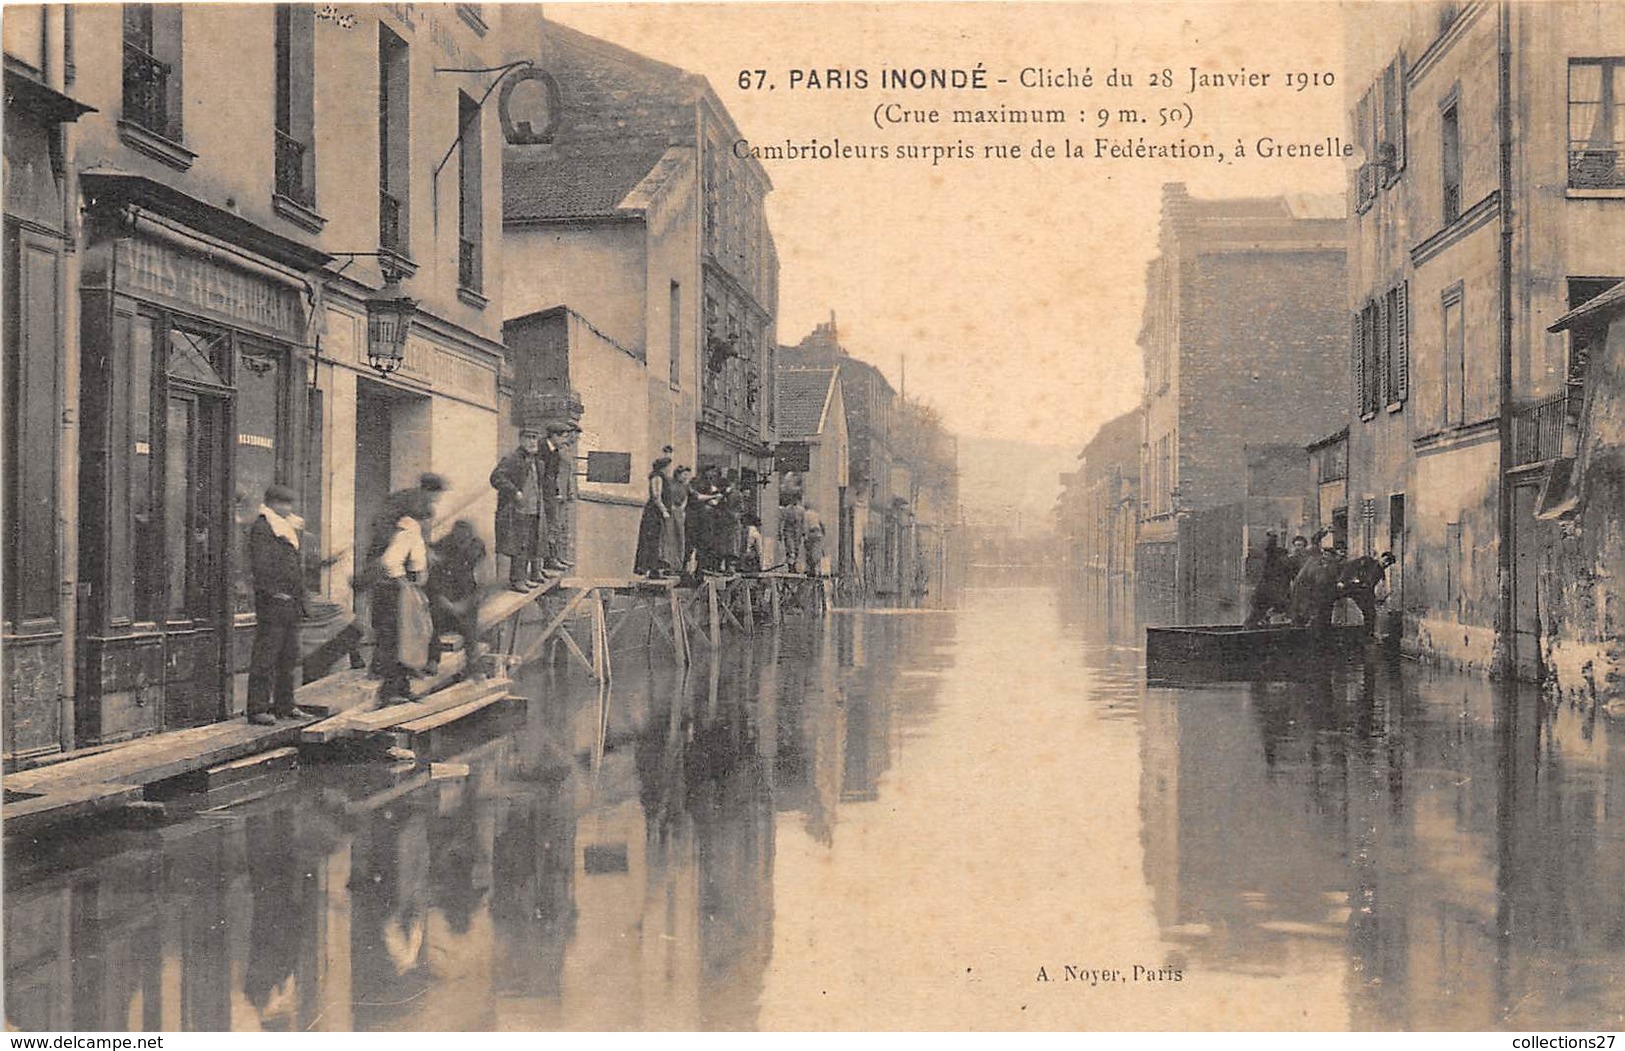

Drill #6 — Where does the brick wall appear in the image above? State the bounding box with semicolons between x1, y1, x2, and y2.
1178;249;1349;513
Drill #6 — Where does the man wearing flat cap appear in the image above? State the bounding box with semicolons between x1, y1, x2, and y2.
247;484;307;725
491;428;548;591
540;421;579;572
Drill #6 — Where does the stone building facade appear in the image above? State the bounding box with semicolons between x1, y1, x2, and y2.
1135;184;1348;624
501;17;779;576
4;3;511;758
1344;1;1625;676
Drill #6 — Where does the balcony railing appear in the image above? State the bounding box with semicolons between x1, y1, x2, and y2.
122;40;174;138
274;129;313;207
1511;391;1579;466
379;189;403;250
1569;149;1625;190
458;237;479;291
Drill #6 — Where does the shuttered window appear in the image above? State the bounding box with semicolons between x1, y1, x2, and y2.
1351;311;1364;418
1393;281;1409;402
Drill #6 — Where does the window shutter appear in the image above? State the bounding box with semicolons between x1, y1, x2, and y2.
1394;52;1407;174
1352;311;1365;416
1395;281;1409;402
1376;293;1390;407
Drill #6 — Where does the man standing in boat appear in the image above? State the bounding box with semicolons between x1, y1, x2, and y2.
1290;544;1344;631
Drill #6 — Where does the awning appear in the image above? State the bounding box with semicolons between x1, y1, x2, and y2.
1549;281;1625;332
80;169;332;273
3;61;95;124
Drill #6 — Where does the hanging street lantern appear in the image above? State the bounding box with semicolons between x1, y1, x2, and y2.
366;277;417;374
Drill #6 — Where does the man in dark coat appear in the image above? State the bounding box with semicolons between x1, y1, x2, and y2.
1340;551;1396;636
540;422;577;572
248;484;307;725
491;428;547;592
1245;532;1294;627
1290;546;1345;631
1285;535;1312;579
427;519;487;678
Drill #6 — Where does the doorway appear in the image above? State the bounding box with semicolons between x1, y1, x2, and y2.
159;328;234;728
353;378;431;561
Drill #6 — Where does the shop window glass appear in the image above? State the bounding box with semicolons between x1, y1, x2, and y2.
131;317;158;621
168;326;227;386
234;343;286;613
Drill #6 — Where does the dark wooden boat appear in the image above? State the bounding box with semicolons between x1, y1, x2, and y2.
1145;624;1372;683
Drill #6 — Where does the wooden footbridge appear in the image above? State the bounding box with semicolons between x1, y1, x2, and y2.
4;571;830;837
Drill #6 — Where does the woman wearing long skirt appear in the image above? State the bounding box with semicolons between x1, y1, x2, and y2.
634;456;673;576
663;466;691;575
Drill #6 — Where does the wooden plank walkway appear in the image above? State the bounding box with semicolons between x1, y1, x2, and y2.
4;716;316;838
3;575;673;835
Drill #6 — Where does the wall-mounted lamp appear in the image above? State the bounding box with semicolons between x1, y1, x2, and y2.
367;277;417;374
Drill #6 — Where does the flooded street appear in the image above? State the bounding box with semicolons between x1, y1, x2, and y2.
6;585;1624;1031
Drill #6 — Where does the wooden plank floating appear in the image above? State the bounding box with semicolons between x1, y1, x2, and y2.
3;782;146;839
302;677;511;744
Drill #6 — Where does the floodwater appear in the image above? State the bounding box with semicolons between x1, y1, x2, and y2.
5;584;1623;1031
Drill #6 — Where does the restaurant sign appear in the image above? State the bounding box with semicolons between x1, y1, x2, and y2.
118;236;304;340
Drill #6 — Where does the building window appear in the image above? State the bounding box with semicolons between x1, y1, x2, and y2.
1387;281;1409;404
378;25;410;252
274;5;316;209
1441;96;1462;223
122;4;183;142
107;309;162;624
1360;300;1380;416
457;91;482;292
1354;88;1374;213
1380;54;1407;182
1442;286;1465;427
669;281;682;389
1569;59;1625;189
1566;276;1619;394
234;342;288;615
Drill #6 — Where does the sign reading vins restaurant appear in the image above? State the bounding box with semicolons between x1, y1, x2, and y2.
117;236;305;340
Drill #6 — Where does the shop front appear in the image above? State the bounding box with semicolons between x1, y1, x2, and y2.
76;176;328;745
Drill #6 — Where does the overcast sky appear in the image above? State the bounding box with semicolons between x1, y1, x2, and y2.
544;2;1352;517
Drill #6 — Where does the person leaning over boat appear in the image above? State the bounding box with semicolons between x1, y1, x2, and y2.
1339;551;1396;637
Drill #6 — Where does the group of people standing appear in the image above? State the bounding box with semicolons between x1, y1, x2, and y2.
776;496;827;576
1246;531;1396;636
632;455;834;580
636;457;818;579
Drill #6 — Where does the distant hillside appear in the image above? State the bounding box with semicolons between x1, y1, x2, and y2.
954;435;1079;535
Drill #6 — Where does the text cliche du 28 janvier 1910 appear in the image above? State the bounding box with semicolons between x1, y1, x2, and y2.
728;62;1353;168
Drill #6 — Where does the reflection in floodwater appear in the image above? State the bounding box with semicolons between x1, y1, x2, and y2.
5;583;1622;1030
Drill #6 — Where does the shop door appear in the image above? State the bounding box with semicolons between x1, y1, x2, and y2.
160;330;233;728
